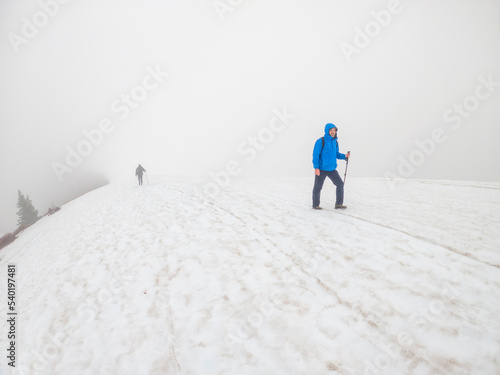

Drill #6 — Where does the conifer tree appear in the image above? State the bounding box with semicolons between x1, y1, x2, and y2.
16;190;39;227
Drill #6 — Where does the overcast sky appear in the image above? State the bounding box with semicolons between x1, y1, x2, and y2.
1;0;499;233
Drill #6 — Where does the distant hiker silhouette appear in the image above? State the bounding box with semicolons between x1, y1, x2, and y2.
135;164;146;185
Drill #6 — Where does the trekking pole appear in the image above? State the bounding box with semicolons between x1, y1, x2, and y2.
343;151;350;183
145;173;149;186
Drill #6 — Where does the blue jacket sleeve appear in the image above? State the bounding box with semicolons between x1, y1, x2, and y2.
312;139;322;169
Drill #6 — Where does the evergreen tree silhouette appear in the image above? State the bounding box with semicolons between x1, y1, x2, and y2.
16;190;39;227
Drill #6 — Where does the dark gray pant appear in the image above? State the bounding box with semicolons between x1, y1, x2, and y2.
312;170;344;207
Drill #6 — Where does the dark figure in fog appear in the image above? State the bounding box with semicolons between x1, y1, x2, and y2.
135;164;146;185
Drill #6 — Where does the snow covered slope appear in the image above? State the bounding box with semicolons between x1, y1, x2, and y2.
0;177;499;375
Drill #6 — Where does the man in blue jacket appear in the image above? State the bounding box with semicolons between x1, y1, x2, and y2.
312;123;350;210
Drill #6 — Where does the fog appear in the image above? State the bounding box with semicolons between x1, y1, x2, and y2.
1;0;500;233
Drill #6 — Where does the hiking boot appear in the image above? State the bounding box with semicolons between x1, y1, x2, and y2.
335;205;347;210
313;206;323;210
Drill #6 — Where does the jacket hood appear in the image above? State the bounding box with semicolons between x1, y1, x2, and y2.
324;123;338;137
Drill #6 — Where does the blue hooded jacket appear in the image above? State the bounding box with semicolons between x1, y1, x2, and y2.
312;123;346;171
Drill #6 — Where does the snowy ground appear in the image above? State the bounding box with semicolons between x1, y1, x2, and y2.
0;176;499;375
